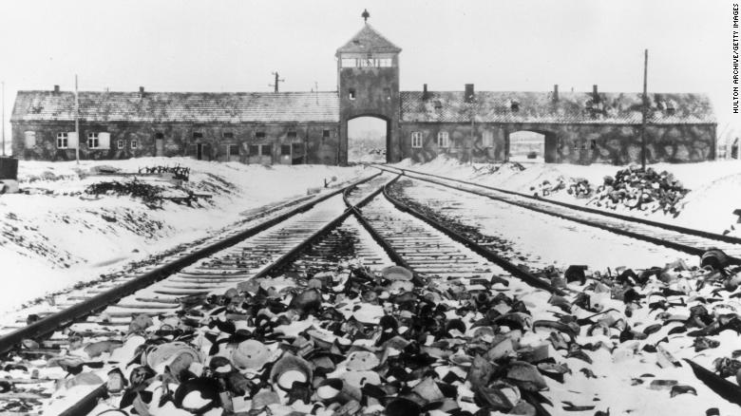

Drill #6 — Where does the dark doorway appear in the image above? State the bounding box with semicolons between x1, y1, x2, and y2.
348;116;387;164
155;133;164;157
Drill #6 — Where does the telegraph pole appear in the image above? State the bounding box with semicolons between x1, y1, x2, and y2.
641;49;648;170
269;72;285;92
1;81;5;156
75;75;80;164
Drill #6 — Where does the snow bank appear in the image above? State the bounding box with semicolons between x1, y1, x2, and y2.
0;157;364;313
394;156;741;237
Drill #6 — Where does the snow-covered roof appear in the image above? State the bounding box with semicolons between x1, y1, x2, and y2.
336;23;402;56
400;90;715;125
11;90;340;124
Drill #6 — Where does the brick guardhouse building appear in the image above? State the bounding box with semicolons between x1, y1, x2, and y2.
11;20;716;165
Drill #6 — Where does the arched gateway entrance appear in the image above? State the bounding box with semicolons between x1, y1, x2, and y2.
347;116;389;164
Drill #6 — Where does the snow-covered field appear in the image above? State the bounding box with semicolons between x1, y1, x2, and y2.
0;157;366;314
3;155;740;316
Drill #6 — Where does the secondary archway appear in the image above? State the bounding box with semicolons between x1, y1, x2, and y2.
508;131;546;163
347;116;388;164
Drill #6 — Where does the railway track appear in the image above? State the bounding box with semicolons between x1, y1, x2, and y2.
3;169;578;415
4;168;738;415
375;164;741;262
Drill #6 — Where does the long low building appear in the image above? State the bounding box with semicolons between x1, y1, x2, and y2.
10;18;716;165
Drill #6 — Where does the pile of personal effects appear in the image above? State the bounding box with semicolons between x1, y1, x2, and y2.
587;166;689;214
16;247;741;416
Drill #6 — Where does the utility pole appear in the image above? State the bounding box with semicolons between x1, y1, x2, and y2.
1;81;5;156
269;72;285;92
641;49;648;170
75;75;80;165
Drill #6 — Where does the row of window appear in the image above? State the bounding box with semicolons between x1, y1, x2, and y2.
51;132;139;150
411;131;495;148
341;58;393;68
25;129;333;150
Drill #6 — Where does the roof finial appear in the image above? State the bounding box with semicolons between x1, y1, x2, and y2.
362;9;370;23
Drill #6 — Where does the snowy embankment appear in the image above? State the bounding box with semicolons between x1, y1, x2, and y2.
395;156;741;238
0;158;365;314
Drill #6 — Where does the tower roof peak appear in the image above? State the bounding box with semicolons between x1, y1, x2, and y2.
336;23;401;56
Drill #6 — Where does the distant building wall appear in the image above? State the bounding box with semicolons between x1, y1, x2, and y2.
399;122;716;165
12;121;340;165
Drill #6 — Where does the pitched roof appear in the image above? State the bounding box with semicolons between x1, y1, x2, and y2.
400;90;715;125
336;23;401;56
11;91;339;124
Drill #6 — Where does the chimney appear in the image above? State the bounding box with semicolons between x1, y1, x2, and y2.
422;84;429;100
53;85;60;94
553;84;559;102
592;84;599;102
464;83;475;103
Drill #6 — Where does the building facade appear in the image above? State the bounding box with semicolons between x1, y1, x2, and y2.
11;21;716;165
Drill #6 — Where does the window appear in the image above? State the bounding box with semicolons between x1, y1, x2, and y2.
223;132;234;139
349;89;356;100
261;144;272;155
117;139;125;149
511;101;520;112
256;132;266;140
482;131;494;148
98;132;111;149
437;131;450;148
287;131;297;139
411;132;422;148
229;144;239;155
87;132;100;148
193;132;203;140
281;145;291;155
434;100;443;110
248;145;259;156
155;132;164;139
57;132;68;149
24;131;36;148
341;57;393;68
591;140;597;150
322;129;330;145
131;139;138;149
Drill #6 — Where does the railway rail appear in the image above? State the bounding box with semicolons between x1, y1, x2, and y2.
375;164;741;262
4;167;737;415
2;171;571;415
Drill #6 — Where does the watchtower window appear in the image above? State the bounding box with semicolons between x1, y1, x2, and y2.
287;131;297;139
411;132;422;148
349;89;356;100
255;132;266;140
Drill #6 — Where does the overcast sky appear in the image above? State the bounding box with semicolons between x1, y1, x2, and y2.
0;0;736;143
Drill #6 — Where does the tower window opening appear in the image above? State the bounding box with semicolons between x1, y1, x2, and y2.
349;89;356;100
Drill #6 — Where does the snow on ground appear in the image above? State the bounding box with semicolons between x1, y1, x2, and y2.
395;156;741;237
0;157;366;314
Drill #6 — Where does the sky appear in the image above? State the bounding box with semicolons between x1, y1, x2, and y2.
0;0;737;146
